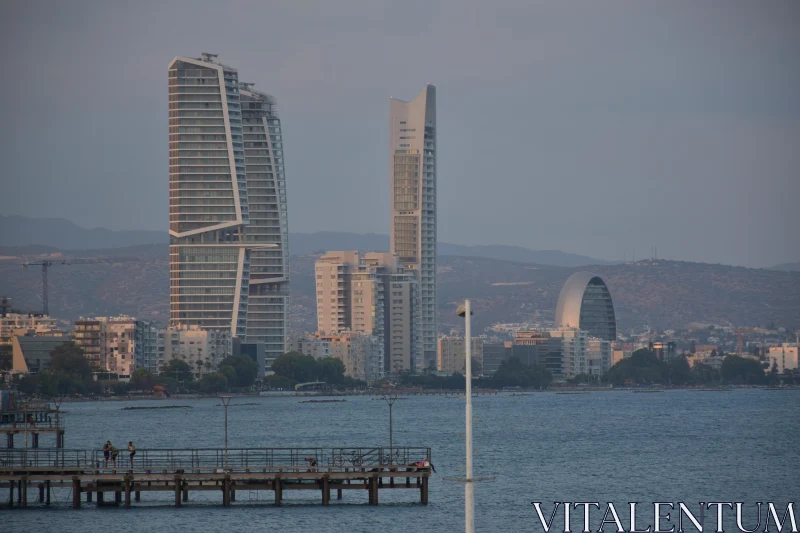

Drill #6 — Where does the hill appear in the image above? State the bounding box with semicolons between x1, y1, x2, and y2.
770;262;800;272
0;215;167;249
0;215;612;268
1;246;798;335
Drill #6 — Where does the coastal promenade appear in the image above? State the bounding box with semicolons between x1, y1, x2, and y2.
0;446;432;509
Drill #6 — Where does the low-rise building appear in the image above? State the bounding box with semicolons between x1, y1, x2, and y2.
296;332;383;383
548;327;589;379
587;338;612;375
482;343;511;375
649;341;677;361
1;313;62;344
160;325;232;378
437;336;484;375
11;335;70;374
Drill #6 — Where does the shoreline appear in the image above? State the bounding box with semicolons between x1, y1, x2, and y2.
16;385;799;404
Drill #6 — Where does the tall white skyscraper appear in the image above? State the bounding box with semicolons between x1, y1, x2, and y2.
389;85;437;370
168;54;288;367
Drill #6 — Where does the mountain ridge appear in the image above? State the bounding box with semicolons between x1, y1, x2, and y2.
0;215;614;268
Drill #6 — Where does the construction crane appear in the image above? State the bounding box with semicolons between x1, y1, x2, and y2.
736;328;758;355
21;257;138;316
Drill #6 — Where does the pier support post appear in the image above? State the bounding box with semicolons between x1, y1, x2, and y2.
420;475;428;505
222;475;231;506
115;488;122;506
46;480;51;505
124;476;131;508
72;477;80;509
182;480;188;502
174;475;182;507
6;433;12;448
32;433;39;449
87;489;93;503
337;488;342;500
135;490;141;502
38;483;45;503
8;480;13;508
97;489;104;505
274;478;282;506
322;475;330;505
19;479;26;507
230;481;235;502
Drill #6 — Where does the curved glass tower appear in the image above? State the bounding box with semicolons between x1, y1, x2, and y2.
554;272;617;342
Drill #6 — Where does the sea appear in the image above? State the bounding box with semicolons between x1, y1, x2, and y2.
4;389;799;533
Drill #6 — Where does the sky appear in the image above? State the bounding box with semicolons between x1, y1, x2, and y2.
1;1;798;268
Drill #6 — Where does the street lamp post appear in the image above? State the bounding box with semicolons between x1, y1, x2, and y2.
382;392;398;464
220;395;232;467
456;300;476;533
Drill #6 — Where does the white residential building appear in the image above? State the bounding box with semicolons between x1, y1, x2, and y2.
766;343;799;374
548;327;589;379
160;325;232;378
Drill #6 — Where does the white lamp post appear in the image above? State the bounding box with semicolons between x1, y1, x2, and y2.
457;300;475;533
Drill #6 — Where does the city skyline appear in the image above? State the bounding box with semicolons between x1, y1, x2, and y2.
2;2;798;268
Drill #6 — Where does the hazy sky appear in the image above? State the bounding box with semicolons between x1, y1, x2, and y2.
1;1;798;267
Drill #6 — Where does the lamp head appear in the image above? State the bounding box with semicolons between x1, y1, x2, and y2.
456;304;474;318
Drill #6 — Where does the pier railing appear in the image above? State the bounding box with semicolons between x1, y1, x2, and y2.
0;446;431;470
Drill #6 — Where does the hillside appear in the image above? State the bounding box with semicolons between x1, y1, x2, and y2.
1;246;798;334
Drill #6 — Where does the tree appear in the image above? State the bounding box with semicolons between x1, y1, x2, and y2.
492;357;552;389
129;368;156;390
604;349;668;386
720;355;765;385
50;342;92;379
271;352;320;383
161;360;194;382
219;365;237;388
218;355;259;388
667;356;692;385
198;373;228;393
318;357;345;385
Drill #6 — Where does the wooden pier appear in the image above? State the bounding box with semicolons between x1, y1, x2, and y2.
1;447;432;509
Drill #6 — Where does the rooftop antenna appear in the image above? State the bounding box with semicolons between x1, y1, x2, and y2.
201;52;218;62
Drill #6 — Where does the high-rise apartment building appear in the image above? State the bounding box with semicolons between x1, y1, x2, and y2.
168;54;288;368
314;251;418;374
389;85;437;371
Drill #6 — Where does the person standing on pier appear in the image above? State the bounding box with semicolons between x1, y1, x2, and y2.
110;443;119;468
103;441;111;468
128;441;136;468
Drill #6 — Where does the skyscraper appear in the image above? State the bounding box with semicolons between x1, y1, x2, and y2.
389;85;437;370
168;54;288;367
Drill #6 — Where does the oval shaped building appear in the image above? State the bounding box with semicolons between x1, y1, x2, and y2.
554;272;617;341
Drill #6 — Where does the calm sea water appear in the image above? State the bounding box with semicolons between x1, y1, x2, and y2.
4;390;799;533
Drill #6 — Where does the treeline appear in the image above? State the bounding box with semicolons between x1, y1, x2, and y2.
602;349;794;386
12;342;261;396
396;357;553;390
266;352;365;390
